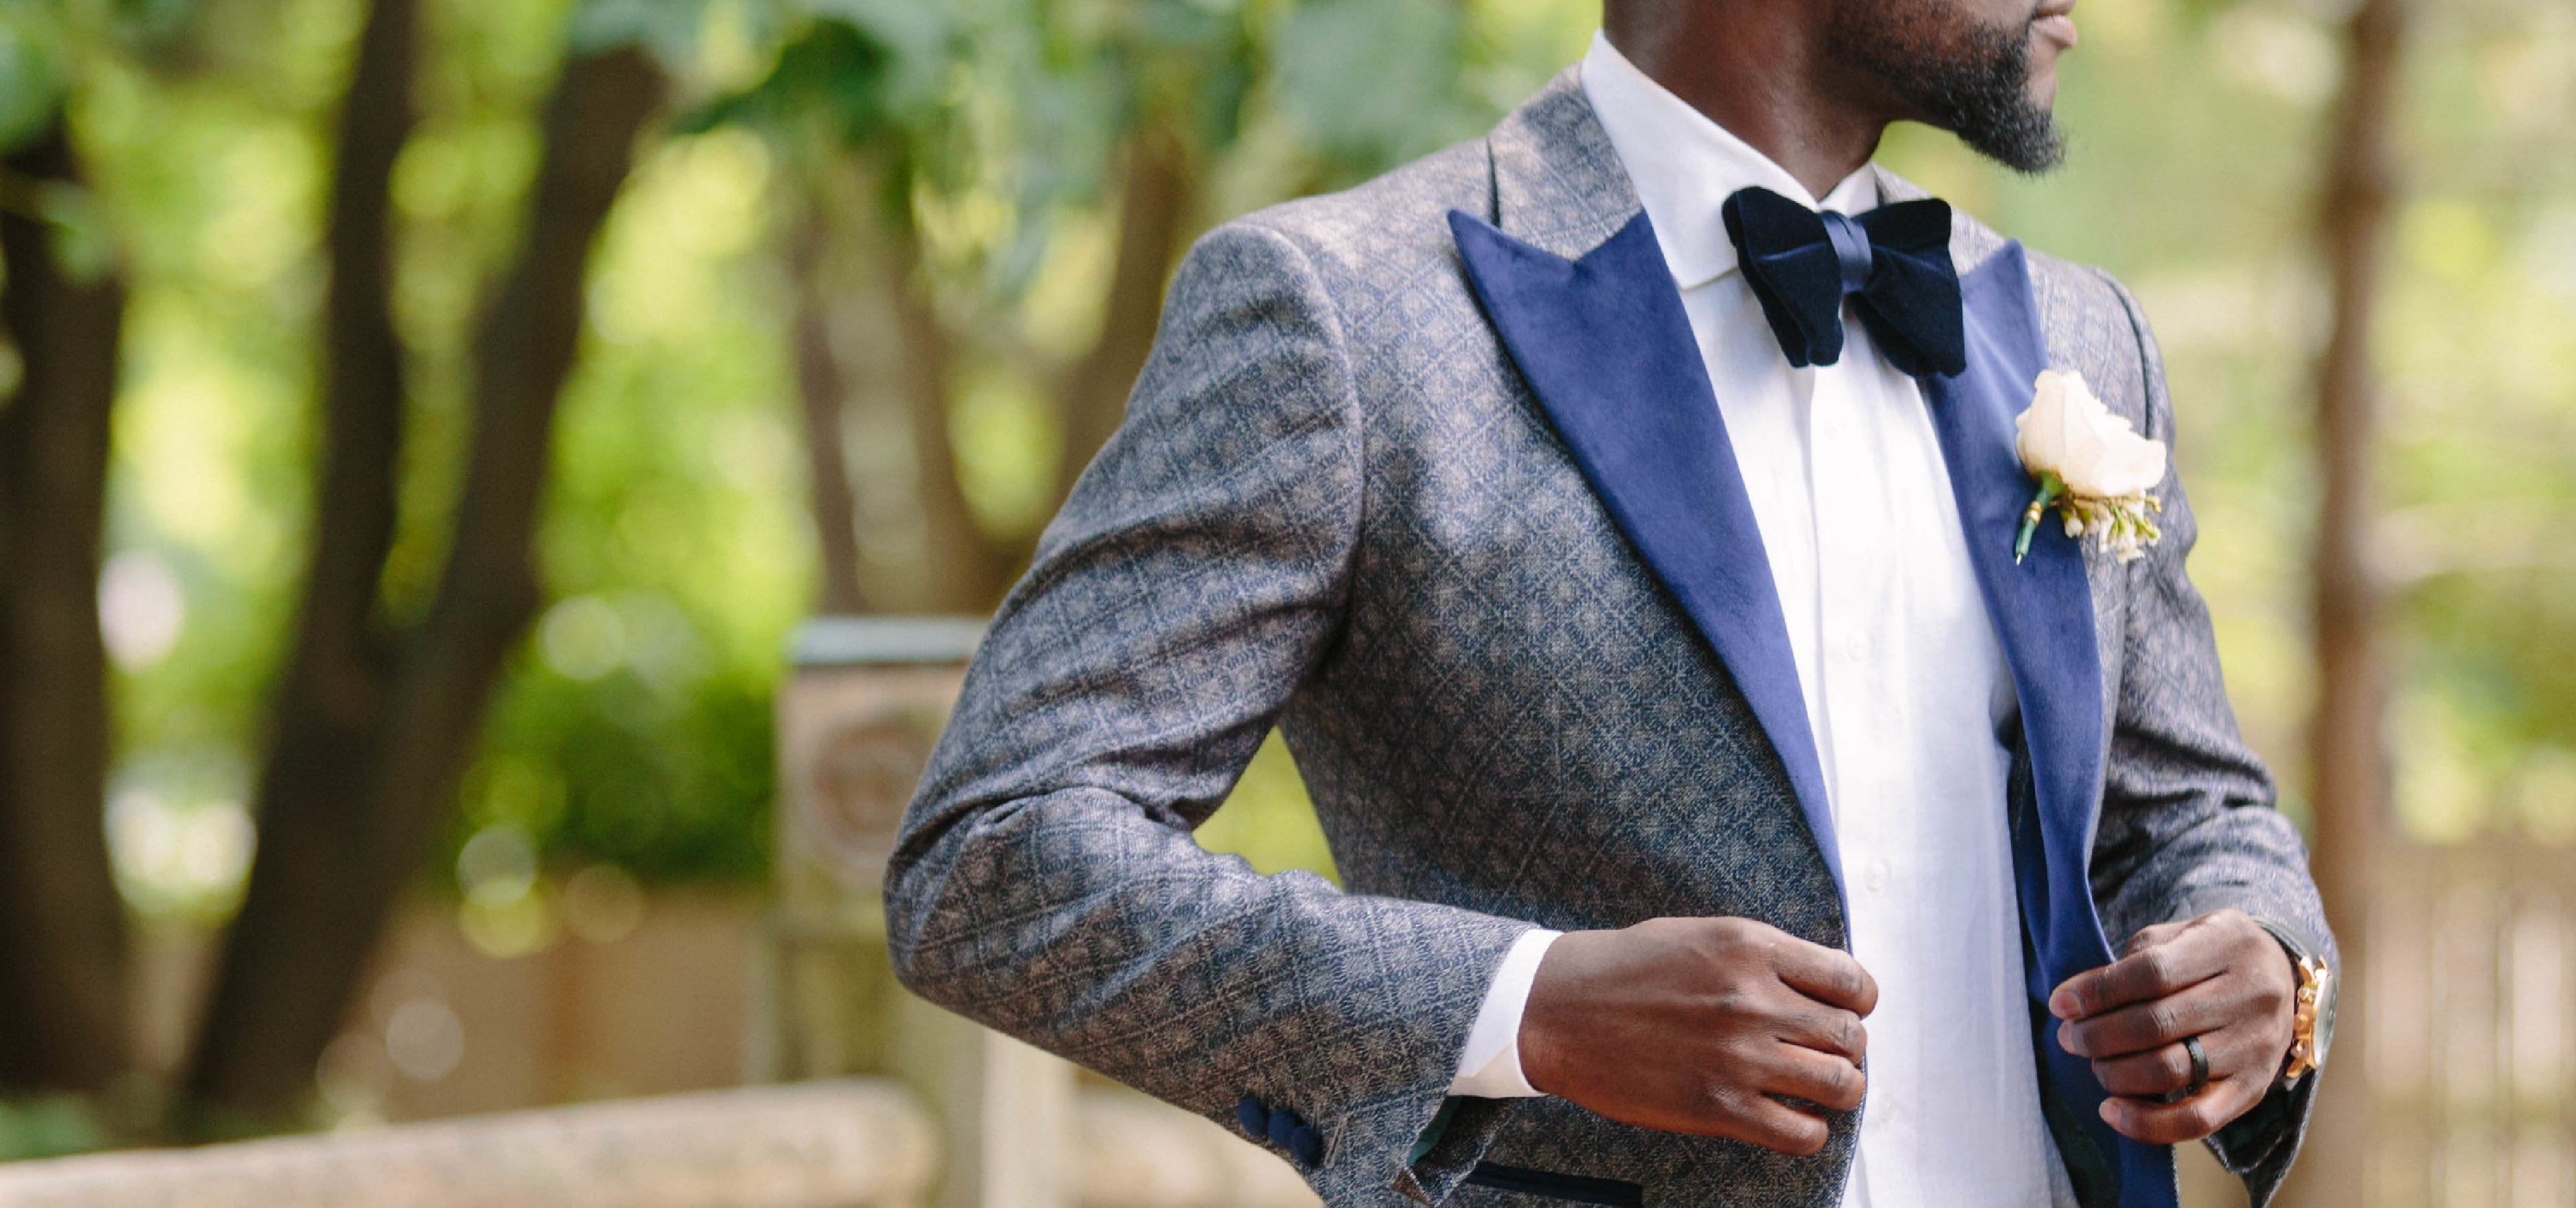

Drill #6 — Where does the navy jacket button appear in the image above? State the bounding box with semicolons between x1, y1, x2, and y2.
1290;1124;1323;1166
1266;1107;1298;1149
1236;1097;1265;1139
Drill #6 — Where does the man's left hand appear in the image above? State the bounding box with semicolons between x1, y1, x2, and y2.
2048;909;2297;1144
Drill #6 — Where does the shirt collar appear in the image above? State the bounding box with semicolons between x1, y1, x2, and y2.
1578;32;1881;291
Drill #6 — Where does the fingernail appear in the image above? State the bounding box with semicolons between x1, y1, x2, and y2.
2098;1101;2118;1125
2057;1024;2078;1054
2049;989;2077;1019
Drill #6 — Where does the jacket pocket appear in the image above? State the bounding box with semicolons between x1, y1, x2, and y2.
1463;1162;1645;1207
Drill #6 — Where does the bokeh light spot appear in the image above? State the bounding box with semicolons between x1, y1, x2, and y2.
539;595;627;681
456;823;539;907
561;864;647;944
383;998;465;1083
99;550;186;670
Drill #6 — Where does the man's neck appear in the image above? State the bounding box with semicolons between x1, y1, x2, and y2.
1601;16;1888;200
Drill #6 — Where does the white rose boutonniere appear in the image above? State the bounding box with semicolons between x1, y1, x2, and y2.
2013;369;2167;564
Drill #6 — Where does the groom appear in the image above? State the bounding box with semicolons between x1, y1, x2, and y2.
884;0;2335;1203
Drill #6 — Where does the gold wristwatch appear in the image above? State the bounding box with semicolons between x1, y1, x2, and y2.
2281;952;2332;1085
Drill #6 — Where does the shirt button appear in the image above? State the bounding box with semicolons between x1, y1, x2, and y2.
1864;860;1891;892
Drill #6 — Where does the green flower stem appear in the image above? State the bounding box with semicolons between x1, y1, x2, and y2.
2015;472;2065;564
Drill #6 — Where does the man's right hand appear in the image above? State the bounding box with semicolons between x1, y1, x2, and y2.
1517;917;1877;1155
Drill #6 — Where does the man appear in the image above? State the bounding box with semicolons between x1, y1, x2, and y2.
883;0;2337;1201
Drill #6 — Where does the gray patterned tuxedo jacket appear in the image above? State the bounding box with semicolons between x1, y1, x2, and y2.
885;71;2334;1208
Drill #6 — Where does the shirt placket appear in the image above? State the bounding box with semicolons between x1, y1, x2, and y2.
1808;352;1921;1205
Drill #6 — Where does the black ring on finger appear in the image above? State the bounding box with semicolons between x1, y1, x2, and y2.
2182;1035;2210;1096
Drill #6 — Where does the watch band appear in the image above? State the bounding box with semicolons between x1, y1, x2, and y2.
2282;952;2332;1084
2247;916;2335;1089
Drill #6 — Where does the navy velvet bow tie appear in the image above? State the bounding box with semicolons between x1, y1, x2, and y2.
1720;185;1966;379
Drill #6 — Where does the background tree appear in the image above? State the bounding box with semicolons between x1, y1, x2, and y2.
180;0;669;1125
2288;0;2408;1200
704;0;1494;615
0;78;129;1095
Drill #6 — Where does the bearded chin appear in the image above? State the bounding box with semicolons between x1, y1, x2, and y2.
1833;1;2069;174
1931;20;2067;173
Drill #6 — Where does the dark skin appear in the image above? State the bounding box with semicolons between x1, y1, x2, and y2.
1601;0;2080;199
2051;910;2299;1143
1525;909;2296;1150
1520;0;2298;1154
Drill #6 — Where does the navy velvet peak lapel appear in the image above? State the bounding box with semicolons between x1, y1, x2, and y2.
1923;242;2111;995
1925;242;2176;1208
1448;208;1843;901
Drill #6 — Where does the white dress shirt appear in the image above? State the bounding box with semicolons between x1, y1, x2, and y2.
1446;34;2076;1207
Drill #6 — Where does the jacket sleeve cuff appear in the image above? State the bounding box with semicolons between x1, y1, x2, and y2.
2202;915;2334;1207
1236;913;1536;1205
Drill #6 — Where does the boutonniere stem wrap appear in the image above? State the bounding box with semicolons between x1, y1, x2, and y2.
2012;370;2167;565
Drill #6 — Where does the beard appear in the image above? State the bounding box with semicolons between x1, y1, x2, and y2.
1828;0;2067;173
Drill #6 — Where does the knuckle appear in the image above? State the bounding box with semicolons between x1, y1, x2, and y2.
1703;1082;1752;1120
2257;977;2294;1012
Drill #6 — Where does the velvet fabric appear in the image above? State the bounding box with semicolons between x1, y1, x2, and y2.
1926;242;2176;1208
1721;185;1968;378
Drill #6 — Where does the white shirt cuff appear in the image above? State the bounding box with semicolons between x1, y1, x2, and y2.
1448;928;1561;1098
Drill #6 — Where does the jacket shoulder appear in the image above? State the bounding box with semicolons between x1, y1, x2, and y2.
1212;138;1491;289
1951;203;2163;436
2029;245;2163;436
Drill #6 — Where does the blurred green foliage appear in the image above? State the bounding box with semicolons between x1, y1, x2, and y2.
0;1097;109;1163
7;0;2573;923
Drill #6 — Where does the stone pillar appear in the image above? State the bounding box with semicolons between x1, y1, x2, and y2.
757;616;1075;1208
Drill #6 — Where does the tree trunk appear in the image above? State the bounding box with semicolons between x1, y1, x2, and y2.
1050;124;1193;501
2288;0;2406;1201
790;211;867;615
0;119;131;1093
178;0;421;1124
888;238;1014;614
886;124;1194;617
183;36;666;1124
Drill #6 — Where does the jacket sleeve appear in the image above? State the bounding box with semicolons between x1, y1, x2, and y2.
883;218;1536;1206
2086;272;2339;1208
